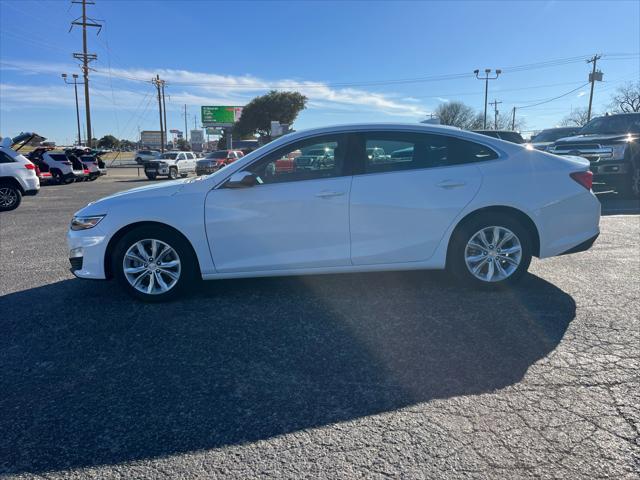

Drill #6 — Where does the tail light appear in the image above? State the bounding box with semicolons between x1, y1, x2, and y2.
24;163;36;170
570;171;593;190
83;169;90;174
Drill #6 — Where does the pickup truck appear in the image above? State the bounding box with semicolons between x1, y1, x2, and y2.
548;113;640;198
144;151;197;180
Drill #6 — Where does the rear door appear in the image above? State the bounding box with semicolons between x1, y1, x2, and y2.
349;131;492;265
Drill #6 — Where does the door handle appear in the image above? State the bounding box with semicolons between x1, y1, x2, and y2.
436;180;467;189
315;190;345;198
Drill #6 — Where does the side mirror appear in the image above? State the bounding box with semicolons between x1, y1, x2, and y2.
225;171;258;188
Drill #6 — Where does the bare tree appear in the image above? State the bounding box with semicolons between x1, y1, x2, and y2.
560;107;592;127
608;82;640;113
434;101;483;129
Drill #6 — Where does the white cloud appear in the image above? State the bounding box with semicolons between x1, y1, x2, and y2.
577;91;587;97
1;60;428;117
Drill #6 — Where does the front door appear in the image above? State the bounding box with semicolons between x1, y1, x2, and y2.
205;134;352;273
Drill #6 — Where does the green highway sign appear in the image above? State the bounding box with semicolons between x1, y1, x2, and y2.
201;106;243;126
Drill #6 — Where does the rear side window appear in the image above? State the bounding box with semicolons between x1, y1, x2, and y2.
49;154;68;161
358;132;497;174
0;152;15;163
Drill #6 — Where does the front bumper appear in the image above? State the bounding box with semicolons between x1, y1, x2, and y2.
67;227;109;279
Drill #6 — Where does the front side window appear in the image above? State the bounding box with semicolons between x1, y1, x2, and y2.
161;153;178;160
248;134;347;185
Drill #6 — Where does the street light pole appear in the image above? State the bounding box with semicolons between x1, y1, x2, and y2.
474;68;502;129
62;73;83;146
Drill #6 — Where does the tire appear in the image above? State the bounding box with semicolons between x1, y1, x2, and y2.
0;183;22;212
168;168;178;180
112;225;197;302
447;213;532;288
145;173;157;180
135;157;143;164
88;175;98;181
51;170;63;184
616;161;640;199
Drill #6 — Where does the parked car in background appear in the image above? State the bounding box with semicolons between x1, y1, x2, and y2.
134;150;160;164
529;127;582;151
195;150;244;175
68;123;600;302
295;147;334;170
38;150;86;184
0;135;40;211
144;151;197;179
548;113;640;198
473;130;526;144
26;146;55;184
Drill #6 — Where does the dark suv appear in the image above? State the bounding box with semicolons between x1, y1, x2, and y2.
548;113;640;198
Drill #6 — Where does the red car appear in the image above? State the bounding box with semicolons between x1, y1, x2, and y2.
195;150;244;175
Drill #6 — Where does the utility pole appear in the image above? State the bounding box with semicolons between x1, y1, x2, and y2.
184;104;188;144
152;75;165;153
511;106;516;131
70;0;101;148
161;82;168;149
474;68;501;129
586;54;603;122
61;73;83;146
489;99;502;130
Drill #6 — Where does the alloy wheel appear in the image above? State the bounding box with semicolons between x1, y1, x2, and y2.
0;187;18;208
122;239;181;295
464;226;522;282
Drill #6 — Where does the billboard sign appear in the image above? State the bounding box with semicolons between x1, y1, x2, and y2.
190;129;204;143
201;106;243;127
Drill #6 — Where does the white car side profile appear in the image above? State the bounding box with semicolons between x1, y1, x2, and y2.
68;124;601;302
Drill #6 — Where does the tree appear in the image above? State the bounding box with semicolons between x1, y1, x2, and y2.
560;108;592;127
434;101;483;129
175;138;191;151
235;90;307;140
97;135;119;150
608;82;640;113
119;139;136;151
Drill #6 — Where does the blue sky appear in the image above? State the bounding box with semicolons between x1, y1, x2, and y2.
1;0;638;144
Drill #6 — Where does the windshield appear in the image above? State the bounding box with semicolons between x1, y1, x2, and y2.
580;114;640;134
532;128;580;142
206;151;228;159
160;153;178;159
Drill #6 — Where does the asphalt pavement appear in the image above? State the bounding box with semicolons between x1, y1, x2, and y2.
1;170;639;479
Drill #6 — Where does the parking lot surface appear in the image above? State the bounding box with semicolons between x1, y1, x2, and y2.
1;169;639;479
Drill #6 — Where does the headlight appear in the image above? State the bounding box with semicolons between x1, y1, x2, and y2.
70;215;105;231
610;144;627;160
158;161;168;167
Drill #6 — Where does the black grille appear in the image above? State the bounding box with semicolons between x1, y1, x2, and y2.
556;143;599;151
69;257;83;271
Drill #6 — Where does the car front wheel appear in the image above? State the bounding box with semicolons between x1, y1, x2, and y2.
0;183;22;211
112;226;197;302
168;168;178;180
448;214;532;288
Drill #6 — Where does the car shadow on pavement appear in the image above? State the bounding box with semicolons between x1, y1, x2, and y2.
0;271;575;475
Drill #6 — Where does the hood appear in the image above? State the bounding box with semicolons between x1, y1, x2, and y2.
77;178;191;215
554;133;637;145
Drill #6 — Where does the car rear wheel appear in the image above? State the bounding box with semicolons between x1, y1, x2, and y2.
112;226;197;302
448;214;532;288
0;183;22;212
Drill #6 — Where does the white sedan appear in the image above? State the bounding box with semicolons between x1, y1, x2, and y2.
68;124;600;302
